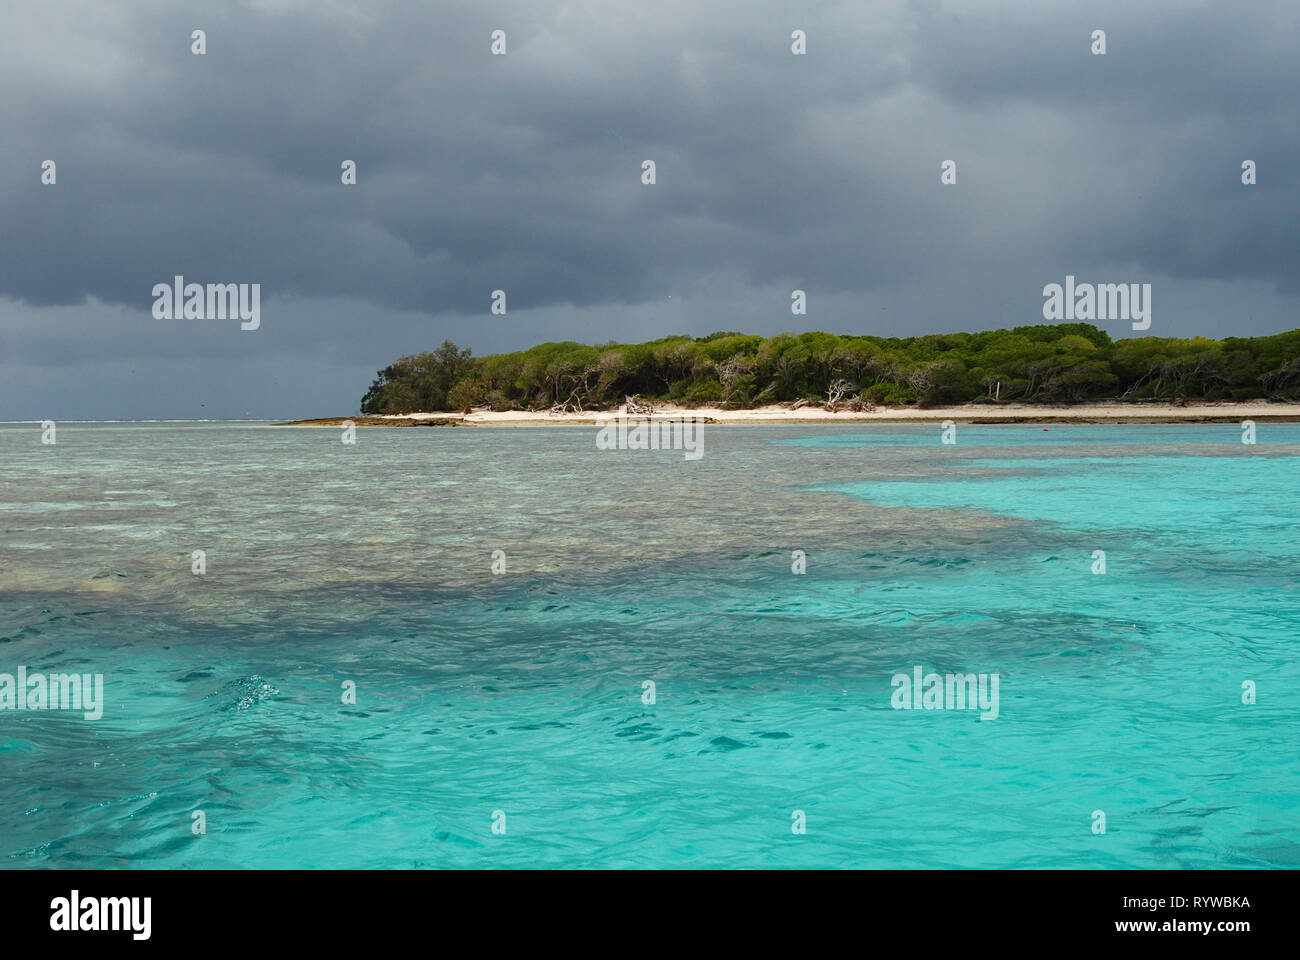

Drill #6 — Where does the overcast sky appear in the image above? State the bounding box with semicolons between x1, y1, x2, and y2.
2;0;1296;419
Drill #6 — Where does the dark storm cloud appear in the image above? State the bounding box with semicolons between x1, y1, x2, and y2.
0;0;1296;418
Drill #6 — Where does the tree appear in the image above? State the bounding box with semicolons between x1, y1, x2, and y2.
360;325;1300;412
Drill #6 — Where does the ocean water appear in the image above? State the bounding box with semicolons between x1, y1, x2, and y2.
1;420;1297;869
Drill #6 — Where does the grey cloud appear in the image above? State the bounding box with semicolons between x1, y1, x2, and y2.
0;0;1295;418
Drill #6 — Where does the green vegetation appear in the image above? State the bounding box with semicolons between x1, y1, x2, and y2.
359;325;1300;414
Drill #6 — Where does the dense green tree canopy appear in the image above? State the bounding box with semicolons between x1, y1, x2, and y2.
359;325;1300;414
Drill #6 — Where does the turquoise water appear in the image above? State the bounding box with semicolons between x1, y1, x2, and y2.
1;421;1297;868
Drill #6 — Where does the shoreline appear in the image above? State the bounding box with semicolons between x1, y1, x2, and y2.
276;401;1300;427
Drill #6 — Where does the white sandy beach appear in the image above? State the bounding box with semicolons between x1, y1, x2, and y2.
357;401;1300;425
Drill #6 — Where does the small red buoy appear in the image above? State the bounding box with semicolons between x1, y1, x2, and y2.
1043;428;1049;431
